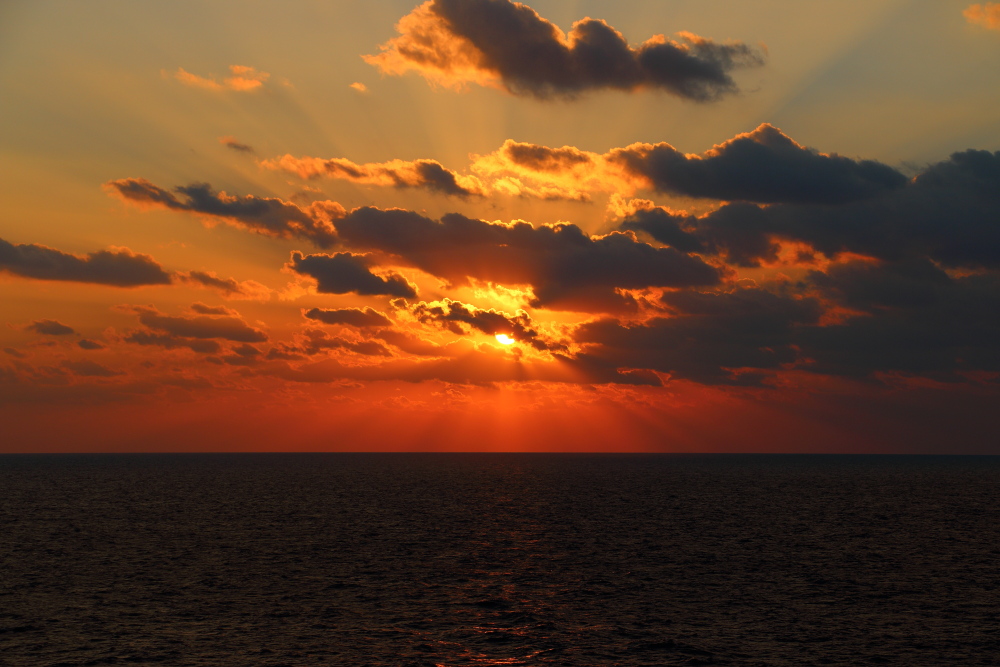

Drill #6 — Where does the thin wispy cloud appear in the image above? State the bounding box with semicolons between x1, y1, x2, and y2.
172;65;270;91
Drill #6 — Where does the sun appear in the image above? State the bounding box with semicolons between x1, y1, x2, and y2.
495;333;516;345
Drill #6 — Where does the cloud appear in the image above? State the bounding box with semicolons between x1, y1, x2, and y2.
402;298;564;351
609;124;907;204
364;0;765;100
221;343;264;366
965;3;1000;29
179;271;272;300
121;305;268;343
575;287;822;385
474;124;906;205
303;307;393;328
261;155;486;197
173;65;270;91
62;360;123;378
270;346;657;386
271;328;393;358
123;330;222;354
189;302;238;316
801;259;1000;379
78;340;105;350
105;178;341;248
106;179;717;310
219;136;255;154
633;148;1000;268
350;82;368;93
618;206;705;253
0;237;173;287
288;251;418;298
333;208;721;311
25;320;75;336
471;139;619;200
372;329;451;356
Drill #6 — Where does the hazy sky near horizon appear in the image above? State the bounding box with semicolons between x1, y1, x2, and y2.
2;0;999;452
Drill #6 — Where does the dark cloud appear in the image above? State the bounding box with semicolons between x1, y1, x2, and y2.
288;251;418;298
229;343;261;358
78;340;106;350
122;305;268;343
189;302;238;316
221;343;264;366
799;260;1000;379
575;287;822;386
107;180;718;311
265;343;307;361
303;307;393;328
657;149;1000;268
219;136;255;154
262;155;485;198
122;330;222;354
403;298;564;351
366;0;765;101
180;271;270;300
412;161;483;197
0;237;172;287
619;207;705;253
62;360;123;378
26;320;76;336
570;260;1000;384
292;329;392;357
502;142;594;172
611;124;907;204
810;258;953;311
105;178;341;248
335;208;720;311
4;348;27;359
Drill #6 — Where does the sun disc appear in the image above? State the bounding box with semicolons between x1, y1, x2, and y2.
495;333;515;345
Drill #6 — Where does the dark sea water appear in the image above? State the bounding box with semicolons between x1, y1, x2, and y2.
1;454;998;666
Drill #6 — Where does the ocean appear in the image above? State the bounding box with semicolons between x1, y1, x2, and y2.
1;454;997;666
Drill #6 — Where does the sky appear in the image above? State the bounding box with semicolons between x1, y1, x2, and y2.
2;0;999;453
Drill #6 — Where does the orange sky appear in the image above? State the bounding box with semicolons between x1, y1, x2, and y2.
2;0;999;453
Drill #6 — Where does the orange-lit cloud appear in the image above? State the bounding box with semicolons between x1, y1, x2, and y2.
266;125;906;205
105;177;720;312
173;65;270;91
261;155;486;198
330;208;721;312
400;298;565;351
365;0;765;100
473;124;906;204
90;138;1000;403
964;3;1000;29
349;82;368;93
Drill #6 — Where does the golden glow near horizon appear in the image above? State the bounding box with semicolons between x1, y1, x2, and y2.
1;0;999;453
